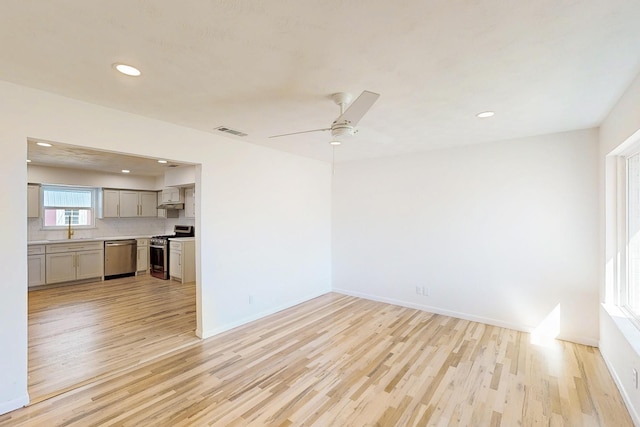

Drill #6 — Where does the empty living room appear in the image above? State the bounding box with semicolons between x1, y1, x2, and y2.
1;1;640;426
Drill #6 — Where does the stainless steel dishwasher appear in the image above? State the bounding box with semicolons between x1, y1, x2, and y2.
104;239;137;279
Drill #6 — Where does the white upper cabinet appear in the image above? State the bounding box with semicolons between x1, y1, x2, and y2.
102;189;158;218
27;184;40;218
184;188;195;218
139;192;157;217
102;189;120;218
161;187;184;204
119;191;139;217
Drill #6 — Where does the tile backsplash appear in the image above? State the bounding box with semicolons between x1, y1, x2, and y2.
28;216;195;241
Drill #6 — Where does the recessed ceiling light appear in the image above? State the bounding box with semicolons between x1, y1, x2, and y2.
26;159;31;163
329;140;341;146
121;169;130;173
157;160;168;164
114;63;141;77
476;111;495;118
36;142;52;147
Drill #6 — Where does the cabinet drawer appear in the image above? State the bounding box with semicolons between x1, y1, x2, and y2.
46;241;103;254
137;238;149;247
170;241;182;251
28;245;45;255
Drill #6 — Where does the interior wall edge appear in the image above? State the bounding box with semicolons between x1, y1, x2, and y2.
333;288;600;347
0;394;29;417
198;289;331;339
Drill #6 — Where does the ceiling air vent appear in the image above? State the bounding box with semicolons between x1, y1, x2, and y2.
215;126;248;137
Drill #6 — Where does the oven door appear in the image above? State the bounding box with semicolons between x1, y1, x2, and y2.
150;244;168;279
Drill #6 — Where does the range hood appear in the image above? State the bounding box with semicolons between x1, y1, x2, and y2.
157;203;184;210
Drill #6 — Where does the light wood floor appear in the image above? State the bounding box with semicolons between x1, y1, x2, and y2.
27;274;198;403
3;293;633;426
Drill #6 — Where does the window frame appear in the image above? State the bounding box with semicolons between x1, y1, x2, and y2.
620;151;640;329
41;185;98;230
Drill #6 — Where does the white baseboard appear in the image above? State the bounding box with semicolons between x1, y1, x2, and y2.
199;289;330;339
0;393;29;416
332;288;599;347
600;350;640;427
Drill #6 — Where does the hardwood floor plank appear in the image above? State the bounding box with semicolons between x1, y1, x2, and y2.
1;293;633;426
27;275;198;402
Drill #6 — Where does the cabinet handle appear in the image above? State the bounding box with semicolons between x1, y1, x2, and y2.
117;205;120;216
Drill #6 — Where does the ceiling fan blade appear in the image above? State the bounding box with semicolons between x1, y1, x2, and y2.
335;90;380;126
268;128;331;138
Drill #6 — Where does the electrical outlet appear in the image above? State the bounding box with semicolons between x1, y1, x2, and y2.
633;368;638;389
423;287;430;296
249;295;254;304
416;286;422;295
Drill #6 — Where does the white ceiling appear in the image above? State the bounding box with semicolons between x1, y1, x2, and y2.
27;139;192;177
5;1;640;164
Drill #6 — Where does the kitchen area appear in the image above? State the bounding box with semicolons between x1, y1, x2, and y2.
27;142;198;288
25;139;201;402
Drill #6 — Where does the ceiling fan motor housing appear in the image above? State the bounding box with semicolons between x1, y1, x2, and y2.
331;122;356;138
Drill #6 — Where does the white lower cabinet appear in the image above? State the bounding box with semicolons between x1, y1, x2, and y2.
137;238;149;274
28;245;46;287
169;239;195;283
45;241;104;284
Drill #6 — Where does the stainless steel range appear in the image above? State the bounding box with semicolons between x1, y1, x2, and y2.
150;225;194;280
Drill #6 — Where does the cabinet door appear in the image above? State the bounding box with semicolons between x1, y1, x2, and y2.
76;250;104;280
27;185;40;218
162;187;183;203
119;191;139;217
184;188;195;218
162;188;178;203
169;249;182;279
139;192;158;217
137;246;148;272
46;252;76;284
102;190;120;218
28;254;46;287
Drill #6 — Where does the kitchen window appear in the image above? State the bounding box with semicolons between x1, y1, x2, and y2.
42;185;96;229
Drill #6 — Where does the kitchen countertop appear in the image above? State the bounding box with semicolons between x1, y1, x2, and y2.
28;235;151;245
168;237;195;242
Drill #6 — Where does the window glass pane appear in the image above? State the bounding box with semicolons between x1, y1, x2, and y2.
43;208;93;227
627;154;640;317
43;188;92;208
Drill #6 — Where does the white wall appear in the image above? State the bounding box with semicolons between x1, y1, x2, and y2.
164;165;196;187
0;80;332;414
599;70;640;425
333;129;599;345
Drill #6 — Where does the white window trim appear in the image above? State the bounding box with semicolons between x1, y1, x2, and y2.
614;147;640;330
41;185;98;230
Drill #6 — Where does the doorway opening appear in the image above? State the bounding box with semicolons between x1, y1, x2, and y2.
26;139;202;403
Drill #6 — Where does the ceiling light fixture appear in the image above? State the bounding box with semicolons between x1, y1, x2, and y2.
157;160;168;164
476;111;495;118
114;63;141;77
26;159;31;163
121;169;130;173
329;140;341;146
36;142;52;147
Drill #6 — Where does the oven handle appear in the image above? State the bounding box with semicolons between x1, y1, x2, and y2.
150;244;166;249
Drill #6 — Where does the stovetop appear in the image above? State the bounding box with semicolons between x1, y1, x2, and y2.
151;225;194;245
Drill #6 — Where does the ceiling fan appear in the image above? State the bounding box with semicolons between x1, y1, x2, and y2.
269;90;380;145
